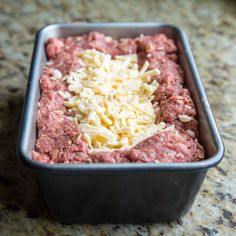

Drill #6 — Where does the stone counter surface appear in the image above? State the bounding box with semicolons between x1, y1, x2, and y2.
0;0;235;235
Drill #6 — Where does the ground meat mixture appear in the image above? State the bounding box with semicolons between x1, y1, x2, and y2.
32;32;205;164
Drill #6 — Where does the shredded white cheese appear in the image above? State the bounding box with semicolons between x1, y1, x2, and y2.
178;114;192;122
61;49;166;151
52;69;62;79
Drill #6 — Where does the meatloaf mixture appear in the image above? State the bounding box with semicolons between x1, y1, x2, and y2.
32;32;205;164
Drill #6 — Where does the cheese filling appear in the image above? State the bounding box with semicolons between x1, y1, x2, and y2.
59;49;167;151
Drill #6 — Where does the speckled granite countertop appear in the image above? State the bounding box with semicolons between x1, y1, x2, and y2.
0;0;235;235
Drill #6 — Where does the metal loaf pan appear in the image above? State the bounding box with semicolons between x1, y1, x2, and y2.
17;22;224;223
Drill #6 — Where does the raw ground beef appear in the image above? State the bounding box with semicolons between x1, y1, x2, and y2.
32;32;205;164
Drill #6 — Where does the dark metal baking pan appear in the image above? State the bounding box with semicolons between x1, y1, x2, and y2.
17;22;224;223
